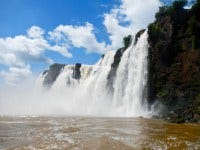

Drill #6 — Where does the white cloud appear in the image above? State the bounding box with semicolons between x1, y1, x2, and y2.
103;0;162;49
0;26;71;58
103;10;131;49
27;26;44;39
0;26;71;84
0;65;32;85
50;22;107;54
0;53;25;68
119;0;161;28
0;0;163;85
184;0;196;8
49;0;162;52
49;0;162;54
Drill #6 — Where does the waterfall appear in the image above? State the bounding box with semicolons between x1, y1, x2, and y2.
0;31;150;116
112;31;149;116
37;31;149;117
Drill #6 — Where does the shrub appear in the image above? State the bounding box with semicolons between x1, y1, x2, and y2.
157;90;168;98
155;6;173;19
173;0;187;10
123;35;131;49
148;23;164;42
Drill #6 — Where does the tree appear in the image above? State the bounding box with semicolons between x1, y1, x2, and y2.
123;35;131;48
173;0;187;10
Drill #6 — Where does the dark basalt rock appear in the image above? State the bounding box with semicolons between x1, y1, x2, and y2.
43;63;65;87
72;63;81;79
166;105;200;123
107;47;125;89
147;0;200;123
134;29;146;45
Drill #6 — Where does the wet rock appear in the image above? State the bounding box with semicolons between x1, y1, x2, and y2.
147;0;200;123
43;63;65;86
72;63;81;79
152;115;161;119
134;29;146;45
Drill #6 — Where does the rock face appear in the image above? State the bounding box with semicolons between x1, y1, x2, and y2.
42;63;93;87
43;63;65;86
148;0;200;123
72;63;82;79
134;29;146;45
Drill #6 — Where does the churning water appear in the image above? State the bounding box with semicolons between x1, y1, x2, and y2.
0;116;200;149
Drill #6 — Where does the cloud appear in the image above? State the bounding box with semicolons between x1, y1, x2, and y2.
0;26;71;59
49;22;108;54
27;26;44;39
0;65;32;85
103;10;131;50
49;0;162;53
103;0;162;49
184;0;196;8
0;53;25;68
120;0;161;28
0;0;163;85
0;26;71;84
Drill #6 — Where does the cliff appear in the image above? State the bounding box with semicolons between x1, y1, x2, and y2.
42;63;83;87
40;0;200;123
148;0;200;123
43;63;65;86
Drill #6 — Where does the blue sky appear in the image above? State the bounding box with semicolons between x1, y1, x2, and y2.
0;0;116;66
0;0;195;84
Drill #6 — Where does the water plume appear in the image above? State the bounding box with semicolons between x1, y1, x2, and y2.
0;31;152;117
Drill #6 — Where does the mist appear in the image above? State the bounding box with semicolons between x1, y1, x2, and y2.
0;32;152;117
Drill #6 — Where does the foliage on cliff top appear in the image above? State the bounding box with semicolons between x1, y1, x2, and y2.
155;0;187;19
123;35;132;49
148;0;200;54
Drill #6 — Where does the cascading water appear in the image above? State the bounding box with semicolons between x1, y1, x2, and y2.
112;31;149;116
47;50;116;116
38;31;150;117
0;31;150;117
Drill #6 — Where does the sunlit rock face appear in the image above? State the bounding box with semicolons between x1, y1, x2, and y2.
43;63;65;87
72;63;81;80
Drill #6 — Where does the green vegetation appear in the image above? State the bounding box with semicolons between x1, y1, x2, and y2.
157;90;168;98
172;0;187;9
155;0;187;19
194;94;200;113
147;0;200;123
155;6;173;19
148;23;164;43
192;35;196;50
123;35;131;49
174;116;185;123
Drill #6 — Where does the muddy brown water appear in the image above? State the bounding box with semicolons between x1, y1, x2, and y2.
0;116;199;150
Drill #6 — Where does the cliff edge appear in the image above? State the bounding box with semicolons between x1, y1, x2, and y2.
148;0;200;123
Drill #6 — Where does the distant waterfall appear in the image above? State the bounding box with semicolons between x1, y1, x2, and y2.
37;31;150;117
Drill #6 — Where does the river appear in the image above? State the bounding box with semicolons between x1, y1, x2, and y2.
0;116;199;149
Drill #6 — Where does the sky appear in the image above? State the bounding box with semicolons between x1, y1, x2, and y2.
0;0;195;85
